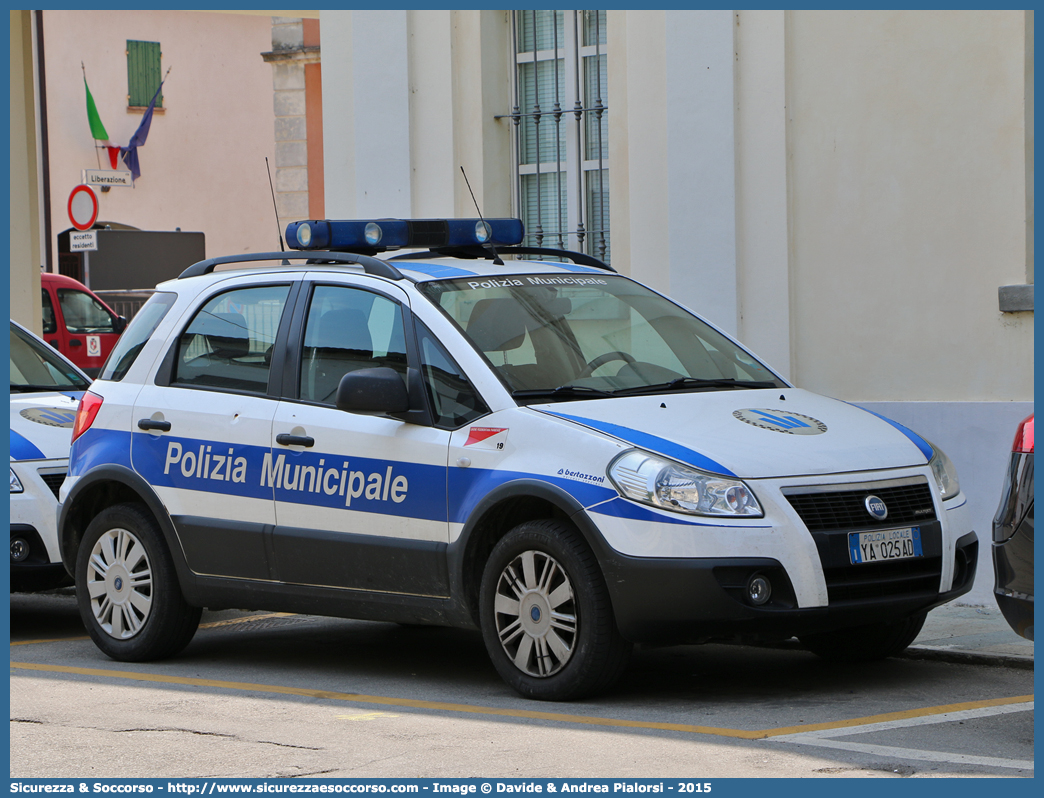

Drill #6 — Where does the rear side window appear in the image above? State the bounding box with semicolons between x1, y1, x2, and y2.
174;285;290;394
100;292;177;382
298;285;408;405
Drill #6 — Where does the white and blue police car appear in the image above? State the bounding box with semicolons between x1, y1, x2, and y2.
57;218;975;700
11;319;91;592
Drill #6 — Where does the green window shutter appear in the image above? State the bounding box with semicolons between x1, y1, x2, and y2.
127;40;162;107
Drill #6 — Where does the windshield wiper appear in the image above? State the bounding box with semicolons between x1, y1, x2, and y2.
612;378;778;397
512;385;615;401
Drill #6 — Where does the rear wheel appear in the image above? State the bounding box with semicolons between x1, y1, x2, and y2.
479;519;631;700
799;612;927;662
75;503;201;661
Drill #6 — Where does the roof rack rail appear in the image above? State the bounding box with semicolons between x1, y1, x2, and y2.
389;245;615;273
178;251;404;281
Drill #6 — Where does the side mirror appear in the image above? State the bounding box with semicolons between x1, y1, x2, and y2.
335;367;410;415
113;315;128;334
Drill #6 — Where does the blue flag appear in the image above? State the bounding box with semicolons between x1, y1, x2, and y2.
120;79;164;181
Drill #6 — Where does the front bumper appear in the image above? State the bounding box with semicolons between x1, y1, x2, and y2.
600;531;977;644
9;459;67;572
580;468;975;644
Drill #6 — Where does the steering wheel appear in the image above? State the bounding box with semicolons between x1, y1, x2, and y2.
577;350;637;379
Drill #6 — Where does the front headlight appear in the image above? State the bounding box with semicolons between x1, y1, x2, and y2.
608;450;763;517
926;440;960;500
10;467;24;494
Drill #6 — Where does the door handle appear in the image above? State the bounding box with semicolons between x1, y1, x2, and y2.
137;419;171;432
276;433;314;447
69;339;82;347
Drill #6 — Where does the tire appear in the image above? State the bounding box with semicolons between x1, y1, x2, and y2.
75;503;201;661
799;612;927;663
479;519;631;701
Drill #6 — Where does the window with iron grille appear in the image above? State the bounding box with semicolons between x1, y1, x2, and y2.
502;10;609;264
127;40;162;108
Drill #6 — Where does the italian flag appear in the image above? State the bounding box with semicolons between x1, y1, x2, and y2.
84;75;109;141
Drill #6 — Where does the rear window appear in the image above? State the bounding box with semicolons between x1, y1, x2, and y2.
100;292;177;382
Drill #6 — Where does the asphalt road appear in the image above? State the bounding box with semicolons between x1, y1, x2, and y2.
9;590;1034;779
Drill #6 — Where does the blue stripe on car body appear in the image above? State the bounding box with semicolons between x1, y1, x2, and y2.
852;405;934;461
398;262;477;279
588;496;771;528
539;411;737;477
10;430;47;461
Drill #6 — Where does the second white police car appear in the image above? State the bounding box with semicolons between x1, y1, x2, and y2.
58;218;975;700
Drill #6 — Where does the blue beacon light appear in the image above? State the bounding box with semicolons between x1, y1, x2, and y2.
285;218;524;252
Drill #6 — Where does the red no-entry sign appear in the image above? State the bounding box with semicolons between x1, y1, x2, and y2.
68;184;99;231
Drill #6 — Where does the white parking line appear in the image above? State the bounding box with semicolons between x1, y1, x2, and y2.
772;701;1034;771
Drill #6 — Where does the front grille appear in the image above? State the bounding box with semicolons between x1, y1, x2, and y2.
784;479;942;604
38;471;66;499
785;481;936;533
823;557;942;603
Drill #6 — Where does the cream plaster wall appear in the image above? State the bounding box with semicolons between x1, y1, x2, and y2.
786;10;1032;402
735;10;791;381
41;10;277;270
606;10;670;291
320;10;513;222
10;11;43;333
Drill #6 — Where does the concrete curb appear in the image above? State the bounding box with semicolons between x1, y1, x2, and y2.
901;645;1034;670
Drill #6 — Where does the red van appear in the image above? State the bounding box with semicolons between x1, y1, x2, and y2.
40;272;126;377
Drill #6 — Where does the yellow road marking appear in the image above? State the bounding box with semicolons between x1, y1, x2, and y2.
10;660;1033;740
10;612;297;647
337;712;400;721
198;613;295;629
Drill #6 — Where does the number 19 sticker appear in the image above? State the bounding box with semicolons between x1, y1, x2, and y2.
465;427;509;450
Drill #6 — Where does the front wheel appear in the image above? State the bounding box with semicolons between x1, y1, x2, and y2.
799;612;927;663
75;503;201;661
479;520;631;700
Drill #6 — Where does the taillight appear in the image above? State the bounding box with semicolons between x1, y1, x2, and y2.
71;391;104;443
1012;414;1034;454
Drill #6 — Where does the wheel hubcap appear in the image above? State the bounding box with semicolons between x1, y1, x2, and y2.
86;527;153;639
493;549;577;677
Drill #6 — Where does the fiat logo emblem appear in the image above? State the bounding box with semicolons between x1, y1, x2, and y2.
865;495;888;520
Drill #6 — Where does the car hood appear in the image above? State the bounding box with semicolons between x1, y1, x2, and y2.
10;390;83;462
531;388;933;479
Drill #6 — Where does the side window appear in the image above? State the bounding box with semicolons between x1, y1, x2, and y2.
41;290;56;335
57;289;115;334
299;285;408;405
417;321;489;429
173;285;290;393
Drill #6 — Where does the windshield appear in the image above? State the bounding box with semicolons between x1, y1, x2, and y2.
10;323;91;392
418;274;784;401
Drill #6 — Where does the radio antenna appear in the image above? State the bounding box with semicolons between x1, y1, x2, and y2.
266;157;286;253
461;166;503;265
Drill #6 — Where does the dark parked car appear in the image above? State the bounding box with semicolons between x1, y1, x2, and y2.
992;414;1033;640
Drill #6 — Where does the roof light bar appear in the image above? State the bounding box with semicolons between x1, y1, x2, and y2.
285;218;525;253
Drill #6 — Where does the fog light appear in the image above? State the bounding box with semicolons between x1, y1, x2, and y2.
11;537;30;563
747;574;771;606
